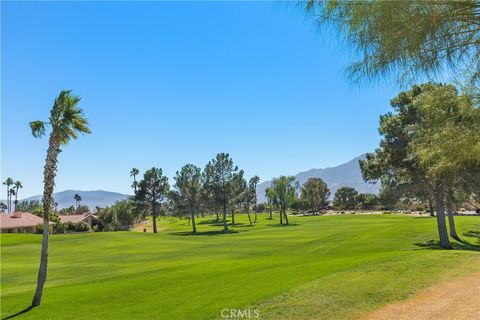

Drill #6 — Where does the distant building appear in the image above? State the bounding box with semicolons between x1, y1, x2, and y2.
0;211;50;233
59;213;100;227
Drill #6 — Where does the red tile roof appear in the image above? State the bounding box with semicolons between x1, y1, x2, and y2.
0;212;45;229
59;214;89;224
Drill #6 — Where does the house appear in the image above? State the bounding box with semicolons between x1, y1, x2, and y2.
59;213;100;228
0;211;49;233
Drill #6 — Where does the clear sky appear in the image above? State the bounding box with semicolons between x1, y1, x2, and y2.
1;1;400;199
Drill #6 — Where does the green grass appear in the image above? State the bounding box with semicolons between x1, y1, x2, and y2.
1;214;479;319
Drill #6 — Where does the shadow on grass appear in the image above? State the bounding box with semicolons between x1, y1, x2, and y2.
2;306;34;320
170;229;240;236
197;219;222;225
267;223;299;227
414;237;480;251
232;223;255;228
464;230;480;240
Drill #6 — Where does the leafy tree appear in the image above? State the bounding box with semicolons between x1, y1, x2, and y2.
239;176;254;225
29;89;91;306
97;200;137;231
0;202;7;213
270;176;297;225
59;205;89;215
130;168;140;193
304;1;480;85
3;177;13;213
409;84;480;238
204;153;239;231
360;83;478;248
250;175;260;222
17;200;43;215
13;180;23;212
333;187;358;210
171;164;203;234
74;193;82;211
229;170;246;225
135;167;170;234
300;177;330;213
355;193;378;210
265;187;277;220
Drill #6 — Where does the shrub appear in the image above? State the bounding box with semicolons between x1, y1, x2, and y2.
382;211;392;214
476;208;480;214
35;223;53;234
74;222;90;232
416;206;425;212
54;222;67;234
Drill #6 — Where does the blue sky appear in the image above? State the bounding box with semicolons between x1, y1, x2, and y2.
1;1;400;199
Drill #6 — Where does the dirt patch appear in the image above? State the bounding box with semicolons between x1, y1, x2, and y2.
365;272;480;320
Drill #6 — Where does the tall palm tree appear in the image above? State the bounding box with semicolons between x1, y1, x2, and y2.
29;90;90;307
74;193;81;211
3;177;13;213
9;189;16;213
250;175;260;222
130;168;140;193
14;180;23;212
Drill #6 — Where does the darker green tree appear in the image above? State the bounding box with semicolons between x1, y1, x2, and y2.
333;187;358;210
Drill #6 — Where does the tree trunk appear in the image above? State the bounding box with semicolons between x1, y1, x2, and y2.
254;210;257;223
222;203;228;231
216;211;219;222
152;206;158;233
191;209;196;234
433;184;452;249
14;189;18;212
246;208;252;225
231;209;235;225
269;207;272;220
279;208;283;224
428;194;434;217
32;133;60;307
283;210;289;225
446;186;458;238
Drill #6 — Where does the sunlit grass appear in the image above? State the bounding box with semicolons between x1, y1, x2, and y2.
1;214;479;319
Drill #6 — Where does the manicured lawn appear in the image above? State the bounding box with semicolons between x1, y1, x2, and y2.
1;214;479;319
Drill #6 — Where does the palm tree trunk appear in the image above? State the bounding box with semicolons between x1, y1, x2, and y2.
7;189;11;213
32;134;60;307
446;186;458;238
433;184;452;249
14;188;18;212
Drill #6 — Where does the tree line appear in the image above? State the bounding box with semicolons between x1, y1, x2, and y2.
1;178;23;213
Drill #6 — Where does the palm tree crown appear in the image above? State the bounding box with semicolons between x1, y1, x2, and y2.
30;90;91;145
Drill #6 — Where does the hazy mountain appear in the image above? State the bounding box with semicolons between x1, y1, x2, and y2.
256;154;379;203
22;190;130;210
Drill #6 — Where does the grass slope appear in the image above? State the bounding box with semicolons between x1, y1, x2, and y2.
1;214;479;319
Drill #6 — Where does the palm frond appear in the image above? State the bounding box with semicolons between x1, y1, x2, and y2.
29;121;47;138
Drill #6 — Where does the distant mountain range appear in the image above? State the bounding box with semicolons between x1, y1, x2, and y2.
256;154;379;203
22;190;130;210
